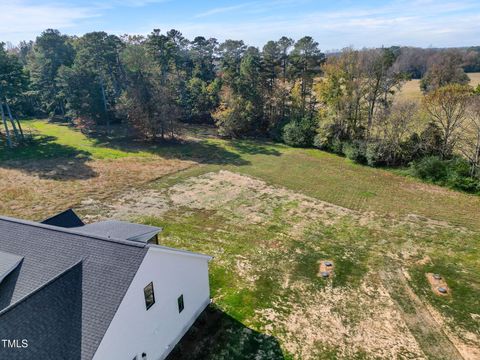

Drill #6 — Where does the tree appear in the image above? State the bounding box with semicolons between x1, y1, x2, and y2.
58;32;124;128
459;95;480;177
423;84;472;159
276;37;294;124
118;42;180;140
183;36;220;122
214;46;265;136
277;37;294;84
420;50;470;93
27;29;74;117
360;47;406;137
261;40;283;129
373;100;418;165
0;43;28;146
184;76;220;123
213;88;257;137
317;48;365;141
190;36;218;81
218;40;247;88
289;36;324;119
146;29;188;84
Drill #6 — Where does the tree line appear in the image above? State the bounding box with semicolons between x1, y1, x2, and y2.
1;29;480;193
0;29;325;141
314;47;480;193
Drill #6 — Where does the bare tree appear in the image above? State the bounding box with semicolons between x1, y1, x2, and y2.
360;48;406;138
459;96;480;177
423;84;472;159
375;100;418;164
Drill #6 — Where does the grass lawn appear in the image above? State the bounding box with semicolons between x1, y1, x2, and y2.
1;120;479;359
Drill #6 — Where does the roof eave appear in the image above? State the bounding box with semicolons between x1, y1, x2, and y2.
146;244;213;261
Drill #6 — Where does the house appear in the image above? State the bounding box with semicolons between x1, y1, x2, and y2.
0;210;212;360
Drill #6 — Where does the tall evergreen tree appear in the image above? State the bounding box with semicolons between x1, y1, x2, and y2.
27;29;74;117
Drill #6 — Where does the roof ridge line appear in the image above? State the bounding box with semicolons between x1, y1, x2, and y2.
0;215;145;248
0;260;83;317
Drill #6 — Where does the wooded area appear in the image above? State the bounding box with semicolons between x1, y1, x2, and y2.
1;29;480;193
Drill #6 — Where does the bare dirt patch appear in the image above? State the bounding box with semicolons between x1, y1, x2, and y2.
425;303;480;360
168;170;352;232
70;169;475;359
259;274;426;359
426;273;450;296
317;260;335;279
417;255;432;265
82;170;353;232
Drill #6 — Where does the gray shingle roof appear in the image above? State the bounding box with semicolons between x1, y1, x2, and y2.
77;220;162;243
0;261;83;359
0;250;23;283
41;208;85;228
0;215;148;360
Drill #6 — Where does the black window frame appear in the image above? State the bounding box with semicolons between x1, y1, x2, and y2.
177;294;184;313
144;282;155;310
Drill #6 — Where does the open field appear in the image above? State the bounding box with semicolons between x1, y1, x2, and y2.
397;72;480;101
1;120;479;359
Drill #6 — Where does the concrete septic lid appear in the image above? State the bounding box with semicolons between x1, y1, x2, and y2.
433;274;442;280
321;271;330;278
324;261;333;267
438;287;448;294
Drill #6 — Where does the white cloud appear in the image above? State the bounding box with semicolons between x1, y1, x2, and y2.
0;1;99;42
1;0;479;48
158;0;480;49
0;0;171;43
194;3;255;18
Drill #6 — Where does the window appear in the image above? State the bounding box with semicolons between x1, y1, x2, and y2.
177;294;184;313
144;282;155;310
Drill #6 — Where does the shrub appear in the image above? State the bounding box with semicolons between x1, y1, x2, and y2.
418;122;445;158
313;133;328;149
213;96;257;137
445;157;480;193
331;138;345;155
365;142;388;167
343;141;367;164
314;121;348;153
410;156;448;182
410;156;480;193
282;117;316;147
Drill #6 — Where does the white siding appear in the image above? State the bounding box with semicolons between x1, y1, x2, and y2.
93;247;211;360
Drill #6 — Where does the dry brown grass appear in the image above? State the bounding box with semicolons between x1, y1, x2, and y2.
0;157;193;220
397;72;480;101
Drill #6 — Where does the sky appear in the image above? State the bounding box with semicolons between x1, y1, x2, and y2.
0;0;479;50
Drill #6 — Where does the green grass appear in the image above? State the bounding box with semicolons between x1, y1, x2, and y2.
407;228;480;335
2;119;479;358
16;120;150;159
4;119;153;160
5;119;479;231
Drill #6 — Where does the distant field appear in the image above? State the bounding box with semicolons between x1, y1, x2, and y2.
1;121;479;359
397;72;480;101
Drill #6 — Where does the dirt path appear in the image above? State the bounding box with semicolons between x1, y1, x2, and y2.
380;269;464;360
